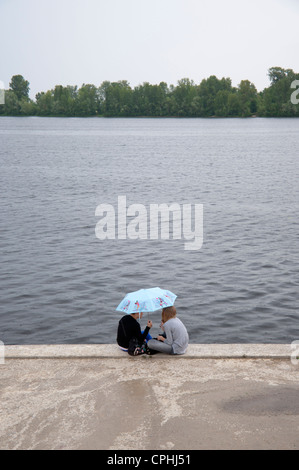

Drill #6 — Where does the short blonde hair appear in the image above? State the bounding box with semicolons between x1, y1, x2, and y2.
162;306;177;323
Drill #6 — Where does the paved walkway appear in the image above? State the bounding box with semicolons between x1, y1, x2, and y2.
0;345;299;450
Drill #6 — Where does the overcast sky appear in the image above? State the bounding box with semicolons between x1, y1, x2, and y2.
1;0;299;99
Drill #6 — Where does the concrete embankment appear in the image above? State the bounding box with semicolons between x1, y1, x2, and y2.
1;344;299;450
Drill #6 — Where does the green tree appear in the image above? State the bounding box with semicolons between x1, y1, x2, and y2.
3;90;21;115
227;92;241;116
3;67;299;118
172;78;198;116
75;84;99;116
102;81;132;116
259;67;299;116
98;81;111;114
19;98;36;116
9;75;30;101
51;85;77;116
268;67;296;85
131;82;169;116
198;76;232;116
214;90;230;116
237;80;258;116
35;90;54;116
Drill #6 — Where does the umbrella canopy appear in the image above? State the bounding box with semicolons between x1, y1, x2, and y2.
116;287;177;314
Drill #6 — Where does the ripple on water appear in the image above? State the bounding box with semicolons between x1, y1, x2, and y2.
0;117;299;343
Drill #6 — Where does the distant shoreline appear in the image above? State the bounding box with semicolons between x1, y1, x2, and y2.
1;114;299;119
2;67;299;118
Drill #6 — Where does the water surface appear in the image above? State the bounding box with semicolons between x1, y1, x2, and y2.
0;117;298;343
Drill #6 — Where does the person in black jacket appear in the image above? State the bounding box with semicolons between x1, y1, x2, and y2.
117;311;152;353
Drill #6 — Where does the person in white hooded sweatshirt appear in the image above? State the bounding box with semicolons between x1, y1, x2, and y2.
147;306;189;355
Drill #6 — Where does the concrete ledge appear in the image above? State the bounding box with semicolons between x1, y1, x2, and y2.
4;344;292;359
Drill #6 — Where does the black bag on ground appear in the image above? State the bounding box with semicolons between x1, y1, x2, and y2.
128;337;144;356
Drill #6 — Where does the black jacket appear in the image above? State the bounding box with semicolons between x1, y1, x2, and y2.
117;315;150;349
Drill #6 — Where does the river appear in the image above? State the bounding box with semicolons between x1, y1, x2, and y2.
0;116;298;344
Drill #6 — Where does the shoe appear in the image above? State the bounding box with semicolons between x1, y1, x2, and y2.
134;347;145;356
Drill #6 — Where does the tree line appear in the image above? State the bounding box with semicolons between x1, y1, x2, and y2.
1;67;299;118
